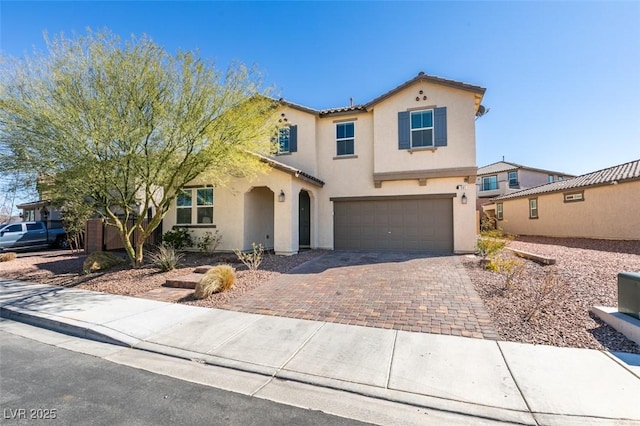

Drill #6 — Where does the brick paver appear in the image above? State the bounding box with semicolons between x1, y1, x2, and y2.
221;252;498;339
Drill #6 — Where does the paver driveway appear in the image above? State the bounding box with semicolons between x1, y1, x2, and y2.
221;252;498;339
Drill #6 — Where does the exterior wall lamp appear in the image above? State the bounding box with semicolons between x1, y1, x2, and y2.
278;190;285;202
461;193;468;204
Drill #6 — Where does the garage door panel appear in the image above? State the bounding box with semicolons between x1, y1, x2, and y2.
333;197;453;252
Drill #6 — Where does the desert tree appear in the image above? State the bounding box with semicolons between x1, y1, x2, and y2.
0;29;278;267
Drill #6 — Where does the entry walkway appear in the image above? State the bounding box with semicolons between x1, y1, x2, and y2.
1;279;639;425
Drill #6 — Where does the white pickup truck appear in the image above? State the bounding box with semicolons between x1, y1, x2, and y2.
0;221;68;251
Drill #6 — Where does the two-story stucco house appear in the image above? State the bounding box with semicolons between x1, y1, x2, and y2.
163;72;486;254
476;161;575;220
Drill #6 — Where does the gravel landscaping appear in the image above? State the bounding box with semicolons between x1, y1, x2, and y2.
2;237;639;353
463;236;640;354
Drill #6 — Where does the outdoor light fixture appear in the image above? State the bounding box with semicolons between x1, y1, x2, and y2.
461;193;468;204
278;190;285;202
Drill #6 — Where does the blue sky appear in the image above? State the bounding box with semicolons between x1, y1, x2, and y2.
2;1;639;180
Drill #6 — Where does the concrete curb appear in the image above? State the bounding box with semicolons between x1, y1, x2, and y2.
0;305;139;347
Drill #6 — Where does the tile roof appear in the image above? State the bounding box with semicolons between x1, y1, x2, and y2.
477;161;522;175
279;71;485;118
256;154;325;187
477;161;575;177
493;159;640;201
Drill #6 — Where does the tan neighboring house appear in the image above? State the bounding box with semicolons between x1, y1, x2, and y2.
476;161;575;214
489;159;640;240
163;72;486;254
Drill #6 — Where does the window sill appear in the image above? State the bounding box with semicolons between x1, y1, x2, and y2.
408;146;437;154
276;152;292;156
174;224;217;229
333;155;358;160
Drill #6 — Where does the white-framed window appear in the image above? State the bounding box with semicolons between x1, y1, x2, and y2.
564;192;584;202
410;109;434;147
548;175;554;183
278;127;290;154
176;187;214;225
336;122;355;156
496;203;503;220
23;209;35;221
529;198;538;219
508;171;518;188
482;176;499;191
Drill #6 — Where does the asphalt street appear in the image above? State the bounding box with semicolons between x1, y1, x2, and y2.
0;331;370;426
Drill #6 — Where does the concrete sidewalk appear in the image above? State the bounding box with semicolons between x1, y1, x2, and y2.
1;278;639;425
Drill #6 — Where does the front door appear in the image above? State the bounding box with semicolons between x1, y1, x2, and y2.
298;191;311;247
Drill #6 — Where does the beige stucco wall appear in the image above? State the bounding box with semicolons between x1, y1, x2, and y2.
274;106;318;175
372;81;476;174
497;181;640;240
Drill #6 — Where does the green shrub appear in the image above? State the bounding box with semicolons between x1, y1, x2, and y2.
148;245;184;272
162;227;193;250
234;242;264;271
83;251;126;274
486;254;525;290
194;264;236;299
196;230;223;254
0;252;17;262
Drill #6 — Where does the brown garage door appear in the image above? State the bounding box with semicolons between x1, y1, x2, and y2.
333;196;453;252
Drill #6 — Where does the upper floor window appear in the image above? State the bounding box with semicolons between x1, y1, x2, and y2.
558;176;564;181
398;107;447;149
176;188;214;225
410;109;434;147
336;122;355;156
548;175;554;183
278;127;290;154
274;125;298;155
482;176;499;191
508;171;518;188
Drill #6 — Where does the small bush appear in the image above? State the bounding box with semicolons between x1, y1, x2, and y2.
83;251;126;274
196;230;223;254
486;254;525;291
0;252;17;262
476;228;514;266
234;242;264;271
522;271;570;322
148;245;184;272
194;264;236;299
162;227;193;250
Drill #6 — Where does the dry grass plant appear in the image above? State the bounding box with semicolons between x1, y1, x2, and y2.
194;264;236;299
0;252;17;262
82;251;126;274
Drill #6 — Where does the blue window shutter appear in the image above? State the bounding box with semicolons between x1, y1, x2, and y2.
289;125;297;152
434;107;447;147
398;112;410;149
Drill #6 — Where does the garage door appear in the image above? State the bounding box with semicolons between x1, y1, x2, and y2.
333;196;453;252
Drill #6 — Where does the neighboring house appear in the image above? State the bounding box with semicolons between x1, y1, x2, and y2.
477;160;575;206
164;72;486;254
16;200;63;229
489;159;640;240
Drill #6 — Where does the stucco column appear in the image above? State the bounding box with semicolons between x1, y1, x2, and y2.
273;181;299;255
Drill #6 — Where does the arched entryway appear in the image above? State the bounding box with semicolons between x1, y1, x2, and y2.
299;190;311;248
244;186;275;250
